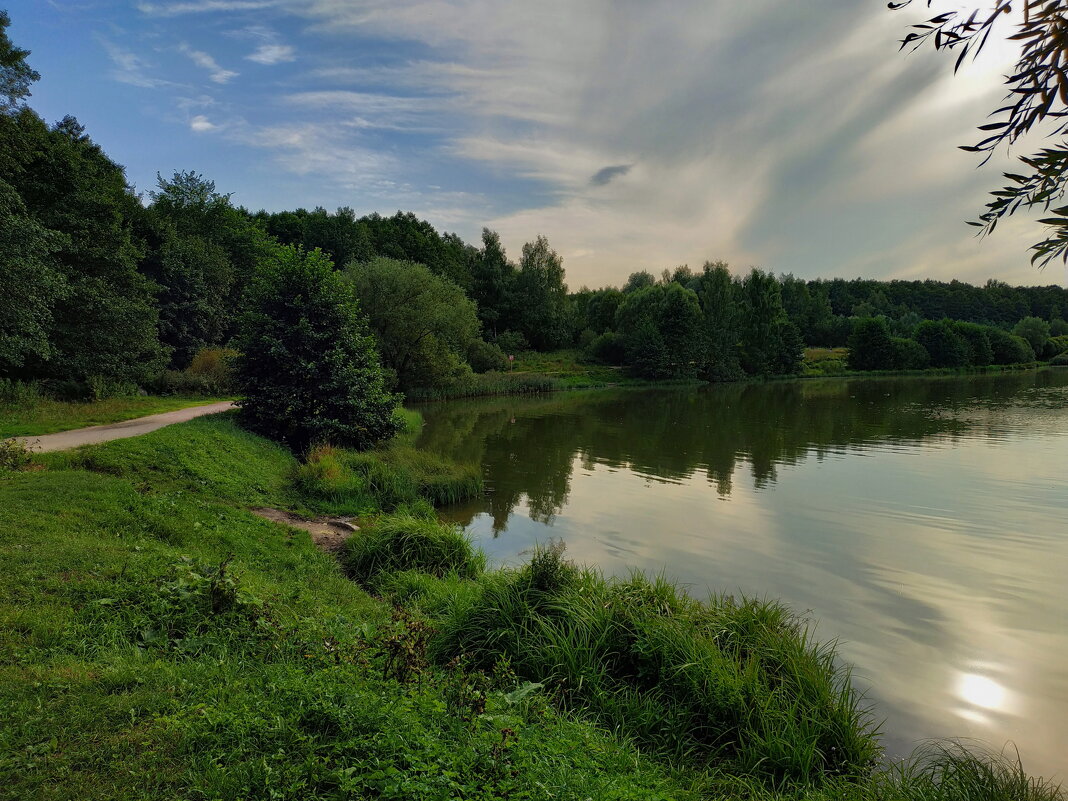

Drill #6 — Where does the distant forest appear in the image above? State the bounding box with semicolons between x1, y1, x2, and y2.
3;13;1068;398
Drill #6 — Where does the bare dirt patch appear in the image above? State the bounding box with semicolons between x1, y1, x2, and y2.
251;507;359;553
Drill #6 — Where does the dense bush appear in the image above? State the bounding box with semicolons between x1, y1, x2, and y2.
493;329;528;356
1013;316;1051;354
585;330;625;364
987;327;1035;364
1051;352;1068;366
892;337;930;369
235;246;400;452
466;339;508;373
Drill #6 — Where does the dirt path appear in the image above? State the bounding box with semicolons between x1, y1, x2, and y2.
251;507;359;553
16;401;237;452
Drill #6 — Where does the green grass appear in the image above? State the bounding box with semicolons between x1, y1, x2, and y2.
0;393;230;438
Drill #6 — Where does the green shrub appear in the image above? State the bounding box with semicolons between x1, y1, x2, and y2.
467;339;508;373
1051;351;1068;366
346;514;485;588
892;337;930;370
988;327;1036;365
0;437;33;472
406;372;558;402
953;321;993;366
914;320;969;368
1044;334;1068;357
494;330;528;355
0;378;42;404
585;330;626;364
847;317;894;370
86;375;139;401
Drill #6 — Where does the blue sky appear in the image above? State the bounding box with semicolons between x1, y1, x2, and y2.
7;1;1066;289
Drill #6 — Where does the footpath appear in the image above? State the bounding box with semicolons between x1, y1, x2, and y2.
16;401;236;452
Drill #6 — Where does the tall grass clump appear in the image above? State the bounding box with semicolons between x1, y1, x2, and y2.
429;543;881;793
339;446;483;509
346;514;485;589
293;443;367;503
876;742;1064;801
406;371;560;402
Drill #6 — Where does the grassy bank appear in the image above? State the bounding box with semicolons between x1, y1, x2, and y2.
1;411;1062;800
0;393;230;439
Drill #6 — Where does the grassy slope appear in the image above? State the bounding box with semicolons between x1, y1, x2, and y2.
0;395;230;438
0;414;696;800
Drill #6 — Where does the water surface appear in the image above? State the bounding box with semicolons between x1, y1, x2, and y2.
417;371;1068;779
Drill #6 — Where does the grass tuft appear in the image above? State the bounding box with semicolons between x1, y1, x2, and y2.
346;514;485;589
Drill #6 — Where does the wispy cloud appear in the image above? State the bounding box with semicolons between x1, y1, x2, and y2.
179;43;238;84
137;1;281;15
247;43;294;64
235;24;296;65
99;38;172;89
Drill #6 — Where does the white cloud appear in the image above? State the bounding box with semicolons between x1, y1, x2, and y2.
190;114;217;132
179;43;238;84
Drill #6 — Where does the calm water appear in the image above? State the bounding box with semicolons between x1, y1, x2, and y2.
417;371;1068;779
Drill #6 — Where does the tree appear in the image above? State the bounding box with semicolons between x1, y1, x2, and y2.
847;317;895;371
1012;315;1051;353
235;246;400;452
0;11;39;112
914;319;969;367
346;257;481;392
892;2;1068;266
953;321;993;366
0;112;166;383
694;261;743;381
514;235;572;350
0;178;65;374
470;228;516;337
614;283;704;379
622;270;656;294
738;269;801;376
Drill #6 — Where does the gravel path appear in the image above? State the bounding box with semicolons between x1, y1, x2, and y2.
16;401;237;452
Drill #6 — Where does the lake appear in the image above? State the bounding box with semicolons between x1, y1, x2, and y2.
417;370;1068;780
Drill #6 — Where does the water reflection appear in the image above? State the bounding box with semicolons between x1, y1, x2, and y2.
416;370;1068;779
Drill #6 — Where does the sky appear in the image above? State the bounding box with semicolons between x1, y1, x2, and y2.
7;0;1068;289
